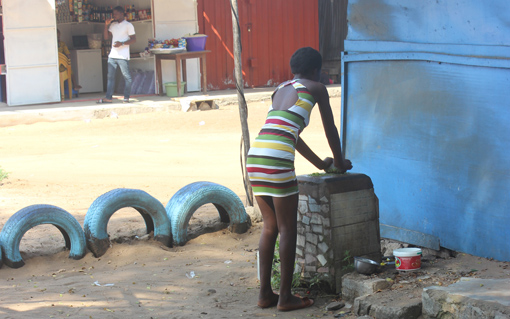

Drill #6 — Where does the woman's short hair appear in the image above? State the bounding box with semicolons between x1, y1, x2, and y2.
113;6;124;14
290;47;322;76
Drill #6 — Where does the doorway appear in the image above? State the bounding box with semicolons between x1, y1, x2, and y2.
55;0;157;104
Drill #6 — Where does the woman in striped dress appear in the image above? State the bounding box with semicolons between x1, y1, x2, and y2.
247;47;352;311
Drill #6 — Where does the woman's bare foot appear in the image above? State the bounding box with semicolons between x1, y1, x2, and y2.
74;85;82;90
277;295;314;312
257;291;279;308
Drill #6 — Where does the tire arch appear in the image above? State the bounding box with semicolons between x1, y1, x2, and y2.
83;188;172;257
0;204;86;268
166;181;251;246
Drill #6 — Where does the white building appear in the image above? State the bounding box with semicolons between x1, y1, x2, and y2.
2;0;201;106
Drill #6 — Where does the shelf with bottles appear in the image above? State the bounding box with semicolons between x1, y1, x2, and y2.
56;0;152;24
57;19;152;26
86;5;152;23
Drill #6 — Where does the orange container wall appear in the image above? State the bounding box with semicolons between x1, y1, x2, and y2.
197;0;319;90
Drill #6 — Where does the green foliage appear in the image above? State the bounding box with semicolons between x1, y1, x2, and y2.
270;238;301;290
308;273;322;289
0;166;9;182
342;250;355;272
308;171;347;177
308;172;339;177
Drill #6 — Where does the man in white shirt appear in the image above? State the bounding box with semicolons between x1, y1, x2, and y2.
98;6;136;103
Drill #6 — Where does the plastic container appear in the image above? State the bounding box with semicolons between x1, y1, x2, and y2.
87;33;102;49
184;35;207;51
164;82;186;97
393;248;422;271
257;251;260;280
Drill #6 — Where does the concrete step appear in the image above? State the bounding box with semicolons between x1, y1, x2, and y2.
342;272;394;301
422;277;510;319
343;271;424;319
341;273;510;319
353;289;423;319
0;86;342;127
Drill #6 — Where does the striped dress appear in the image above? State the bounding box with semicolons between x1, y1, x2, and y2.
247;80;316;197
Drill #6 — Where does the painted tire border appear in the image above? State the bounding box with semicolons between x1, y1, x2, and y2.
166;181;250;246
83;188;172;257
0;204;86;268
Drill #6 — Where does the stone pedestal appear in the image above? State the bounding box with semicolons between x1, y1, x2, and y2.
296;173;381;293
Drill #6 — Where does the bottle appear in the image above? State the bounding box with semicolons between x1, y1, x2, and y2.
131;5;136;20
126;5;131;21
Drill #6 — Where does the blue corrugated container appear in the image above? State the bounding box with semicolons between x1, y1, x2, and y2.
342;0;510;262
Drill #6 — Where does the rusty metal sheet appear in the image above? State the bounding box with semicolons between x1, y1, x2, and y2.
197;0;318;90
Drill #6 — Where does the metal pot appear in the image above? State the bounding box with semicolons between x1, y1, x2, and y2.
354;257;380;275
354;256;395;275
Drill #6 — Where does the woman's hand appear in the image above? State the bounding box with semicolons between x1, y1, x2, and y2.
323;157;353;173
335;158;353;172
321;157;334;170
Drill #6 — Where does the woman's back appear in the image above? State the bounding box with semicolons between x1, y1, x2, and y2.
271;79;321;111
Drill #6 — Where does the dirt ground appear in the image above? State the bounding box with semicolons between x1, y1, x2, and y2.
0;97;508;319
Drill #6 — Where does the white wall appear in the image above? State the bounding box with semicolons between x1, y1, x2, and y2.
3;0;60;105
154;0;201;92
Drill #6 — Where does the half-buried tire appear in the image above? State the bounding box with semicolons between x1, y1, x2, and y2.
166;181;251;246
0;204;86;268
84;188;172;257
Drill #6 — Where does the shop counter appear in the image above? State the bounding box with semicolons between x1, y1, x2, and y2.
154;50;210;97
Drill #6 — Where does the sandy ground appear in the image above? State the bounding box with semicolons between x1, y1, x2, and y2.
0;97;508;319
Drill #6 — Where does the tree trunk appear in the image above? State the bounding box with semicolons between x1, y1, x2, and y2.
231;0;253;206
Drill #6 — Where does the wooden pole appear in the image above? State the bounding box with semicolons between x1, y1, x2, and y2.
231;0;253;206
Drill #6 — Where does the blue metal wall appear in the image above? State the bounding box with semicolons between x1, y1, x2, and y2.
342;0;510;261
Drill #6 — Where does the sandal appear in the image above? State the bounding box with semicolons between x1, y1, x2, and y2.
123;99;130;103
96;98;112;104
277;296;314;312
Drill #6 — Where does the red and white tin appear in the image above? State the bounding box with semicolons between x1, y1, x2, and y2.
394;248;422;271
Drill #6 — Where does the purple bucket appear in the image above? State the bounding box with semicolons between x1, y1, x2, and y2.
184;35;208;51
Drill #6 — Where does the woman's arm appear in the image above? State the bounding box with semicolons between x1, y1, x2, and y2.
295;138;329;170
313;83;352;171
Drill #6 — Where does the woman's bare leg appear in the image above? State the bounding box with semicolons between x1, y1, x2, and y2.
273;194;314;311
256;195;280;308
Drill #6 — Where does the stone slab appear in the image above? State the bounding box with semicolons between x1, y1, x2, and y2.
341;272;393;302
423;277;510;319
353;293;422;319
297;173;374;194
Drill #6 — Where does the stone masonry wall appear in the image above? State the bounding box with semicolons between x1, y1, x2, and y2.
295;173;379;292
295;193;335;286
